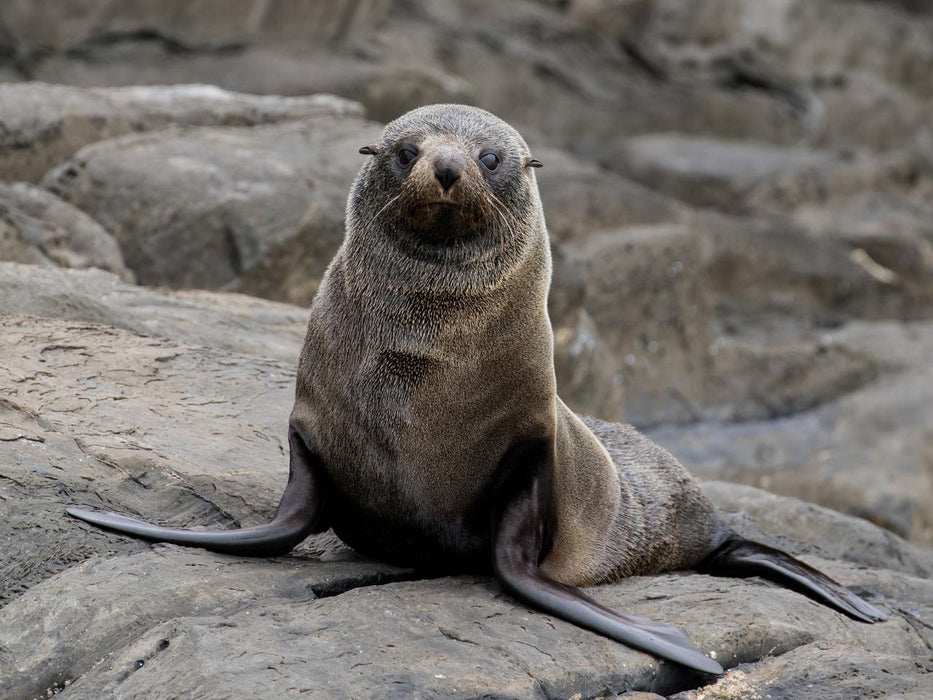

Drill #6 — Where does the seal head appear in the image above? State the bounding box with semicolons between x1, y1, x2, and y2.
351;104;544;277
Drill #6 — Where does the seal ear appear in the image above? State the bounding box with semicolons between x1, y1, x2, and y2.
524;157;543;169
359;145;379;156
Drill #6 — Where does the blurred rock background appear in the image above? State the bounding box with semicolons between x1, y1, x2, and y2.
1;2;932;698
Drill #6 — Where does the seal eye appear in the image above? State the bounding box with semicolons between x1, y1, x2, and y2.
397;148;417;167
480;152;500;171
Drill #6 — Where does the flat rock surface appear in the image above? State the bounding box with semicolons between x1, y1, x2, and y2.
1;302;931;699
0;262;306;363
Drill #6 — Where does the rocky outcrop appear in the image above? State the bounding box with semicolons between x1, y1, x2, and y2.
0;182;131;280
0;82;362;182
2;1;933;695
0;262;306;362
0;290;930;698
41;114;380;302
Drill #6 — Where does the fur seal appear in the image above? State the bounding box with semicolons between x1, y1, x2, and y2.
68;104;885;675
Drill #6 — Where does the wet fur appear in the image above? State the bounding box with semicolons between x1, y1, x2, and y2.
68;105;884;675
290;104;722;584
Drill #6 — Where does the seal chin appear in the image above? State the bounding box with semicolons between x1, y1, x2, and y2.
403;199;479;243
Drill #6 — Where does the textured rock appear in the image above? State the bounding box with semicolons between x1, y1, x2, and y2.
0;82;362;182
622;0;933;150
534;144;685;243
0;262;306;362
652;359;933;544
569;222;714;424
0;0;391;57
0;273;931;699
42;116;381;302
0;182;131;280
613;136;839;214
1;3;933;695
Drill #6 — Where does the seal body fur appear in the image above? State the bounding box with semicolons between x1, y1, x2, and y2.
291;104;721;583
67;104;886;675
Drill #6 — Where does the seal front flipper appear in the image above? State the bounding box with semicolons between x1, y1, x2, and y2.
66;424;329;556
490;441;723;675
696;536;886;623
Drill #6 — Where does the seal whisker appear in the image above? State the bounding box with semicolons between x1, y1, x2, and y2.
484;192;519;252
359;192;402;235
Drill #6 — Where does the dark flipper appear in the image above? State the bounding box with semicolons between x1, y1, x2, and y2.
490;441;723;676
696;536;886;623
67;425;328;556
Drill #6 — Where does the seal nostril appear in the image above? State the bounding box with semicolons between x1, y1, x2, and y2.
435;165;461;192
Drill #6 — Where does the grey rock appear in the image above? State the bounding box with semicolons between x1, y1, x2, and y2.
623;0;933;150
0;0;390;58
612;135;840;214
534;144;685;244
0;279;931;699
651;325;933;544
0;182;132;281
31;48;475;127
0;550;412;700
570;222;715;425
42;116;382;303
0;261;306;362
0;82;363;182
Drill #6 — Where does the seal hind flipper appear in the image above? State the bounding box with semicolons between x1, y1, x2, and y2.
67;425;328;556
490;442;723;675
696;536;886;623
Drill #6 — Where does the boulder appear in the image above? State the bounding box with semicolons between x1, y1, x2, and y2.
0;262;306;362
533;144;685;244
0;182;132;280
42;116;382;304
0;0;390;58
0;82;362;182
611;135;839;214
617;0;933;149
652;365;933;545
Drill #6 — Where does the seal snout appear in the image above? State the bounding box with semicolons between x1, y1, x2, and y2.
432;146;466;193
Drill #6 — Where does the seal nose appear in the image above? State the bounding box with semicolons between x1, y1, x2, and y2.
434;162;461;192
432;147;465;192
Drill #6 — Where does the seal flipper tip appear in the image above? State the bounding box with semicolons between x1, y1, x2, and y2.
491;440;723;675
697;536;886;623
65;505;313;556
495;564;724;674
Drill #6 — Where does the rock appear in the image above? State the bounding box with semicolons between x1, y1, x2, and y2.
0;182;132;281
611;135;839;214
0;262;306;362
0;275;931;698
31;48;476;126
0;0;390;58
8;1;812;151
0;82;363;182
0;550;412;700
813;73;933;151
42;115;382;303
568;222;716;424
650;324;933;544
569;0;933;150
533;144;685;244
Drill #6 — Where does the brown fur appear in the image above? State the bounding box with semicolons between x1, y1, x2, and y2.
290;104;724;583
